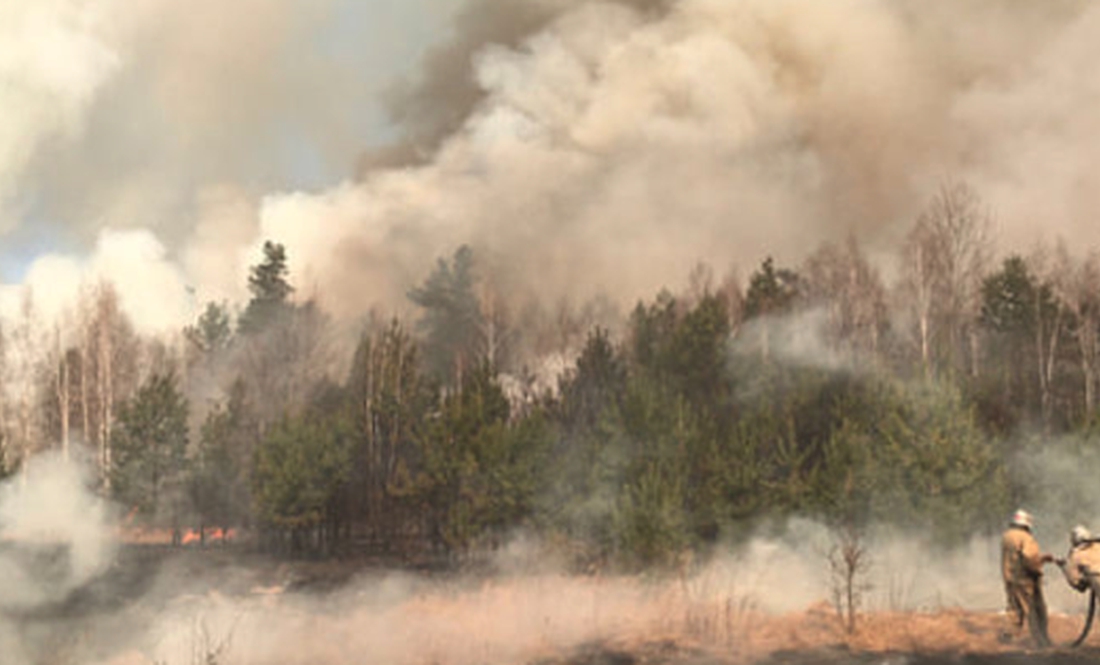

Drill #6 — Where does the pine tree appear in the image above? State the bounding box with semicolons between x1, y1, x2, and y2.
238;241;294;335
185;301;232;354
188;386;250;543
252;410;353;554
408;245;485;385
110;372;189;526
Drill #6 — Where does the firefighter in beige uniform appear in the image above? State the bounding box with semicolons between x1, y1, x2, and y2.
1001;509;1054;647
1058;525;1100;596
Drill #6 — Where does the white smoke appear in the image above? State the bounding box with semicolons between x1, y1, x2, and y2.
0;228;192;335
0;0;121;233
731;307;862;373
0;451;117;612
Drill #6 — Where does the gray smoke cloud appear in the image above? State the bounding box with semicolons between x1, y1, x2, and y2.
376;0;675;166
6;0;1100;336
246;0;1100;323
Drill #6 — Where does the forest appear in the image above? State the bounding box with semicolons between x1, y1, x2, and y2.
3;182;1096;568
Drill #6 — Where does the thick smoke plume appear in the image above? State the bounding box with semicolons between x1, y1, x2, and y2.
5;0;1100;334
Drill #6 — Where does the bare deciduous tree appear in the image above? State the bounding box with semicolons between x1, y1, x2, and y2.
478;279;515;371
1027;245;1068;429
79;282;141;489
828;521;871;636
804;235;887;362
52;324;72;461
8;290;45;477
900;181;992;378
1049;243;1100;421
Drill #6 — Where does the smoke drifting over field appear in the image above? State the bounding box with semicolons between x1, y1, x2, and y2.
0;453;117;663
4;0;1100;331
0;453;115;610
0;451;1091;664
66;522;1092;665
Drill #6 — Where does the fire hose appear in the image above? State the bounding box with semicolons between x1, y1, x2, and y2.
1071;587;1097;648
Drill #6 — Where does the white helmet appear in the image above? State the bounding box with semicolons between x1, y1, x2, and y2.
1072;525;1092;546
1011;509;1034;529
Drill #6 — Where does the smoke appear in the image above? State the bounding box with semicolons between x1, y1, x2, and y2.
209;0;1100;323
0;451;117;664
3;0;1100;336
0;0;121;235
1007;434;1100;564
0;227;191;335
730;307;862;374
72;519;1089;665
0;0;463;330
8;4;1100;659
378;0;674;163
0;452;116;609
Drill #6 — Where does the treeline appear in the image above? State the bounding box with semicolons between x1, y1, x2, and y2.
2;182;1099;566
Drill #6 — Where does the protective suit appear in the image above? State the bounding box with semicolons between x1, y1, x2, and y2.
1001;510;1052;647
1059;526;1100;596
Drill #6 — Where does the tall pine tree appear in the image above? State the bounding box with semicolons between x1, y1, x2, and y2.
238;241;294;335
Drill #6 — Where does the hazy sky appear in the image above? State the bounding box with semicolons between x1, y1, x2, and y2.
0;0;463;277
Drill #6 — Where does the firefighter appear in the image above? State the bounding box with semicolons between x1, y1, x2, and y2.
1058;525;1100;595
1001;509;1054;647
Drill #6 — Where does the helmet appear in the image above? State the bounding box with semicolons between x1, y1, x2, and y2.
1072;525;1092;546
1011;509;1034;529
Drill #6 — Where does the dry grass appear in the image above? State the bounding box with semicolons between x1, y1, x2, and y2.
88;559;1100;665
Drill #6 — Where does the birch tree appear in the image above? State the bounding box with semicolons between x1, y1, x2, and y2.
804;236;887;361
46;323;75;461
1051;246;1100;419
347;319;428;545
82;282;140;488
8;290;44;474
900;182;991;378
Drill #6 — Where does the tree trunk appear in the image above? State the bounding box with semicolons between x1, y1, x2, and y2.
98;311;113;489
1078;316;1097;419
969;327;981;379
919;313;930;378
55;329;70;461
1037;302;1064;430
364;342;374;530
81;335;90;460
